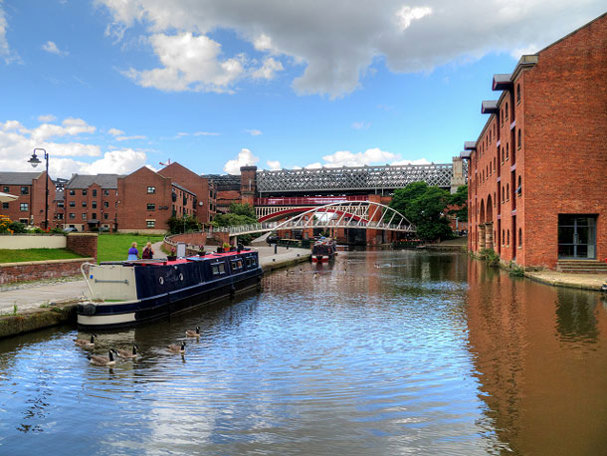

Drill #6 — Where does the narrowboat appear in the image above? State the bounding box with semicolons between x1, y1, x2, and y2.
77;249;263;329
311;238;337;263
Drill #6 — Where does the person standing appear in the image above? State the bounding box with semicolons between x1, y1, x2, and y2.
142;241;154;259
127;242;139;261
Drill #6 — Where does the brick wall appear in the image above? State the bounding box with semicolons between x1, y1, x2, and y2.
66;233;97;259
0;258;92;284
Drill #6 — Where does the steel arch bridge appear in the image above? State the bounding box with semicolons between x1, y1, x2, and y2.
213;201;415;237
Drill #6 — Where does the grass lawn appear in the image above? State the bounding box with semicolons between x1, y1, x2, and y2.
0;248;85;263
97;233;166;263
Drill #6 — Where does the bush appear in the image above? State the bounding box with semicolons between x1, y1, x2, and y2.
479;248;500;267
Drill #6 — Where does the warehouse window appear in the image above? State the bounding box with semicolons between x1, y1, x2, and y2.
147;186;156;194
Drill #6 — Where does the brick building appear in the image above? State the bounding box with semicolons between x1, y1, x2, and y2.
62;174;120;232
0;171;56;228
464;13;607;269
158;162;216;224
116;166;196;233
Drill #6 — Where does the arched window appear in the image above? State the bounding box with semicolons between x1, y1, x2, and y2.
493;158;496;171
506;184;510;201
505;102;509;120
517;129;522;149
506;143;509;160
493;192;496;207
518;228;522;247
502;229;505;245
502;187;505;202
507;230;510;245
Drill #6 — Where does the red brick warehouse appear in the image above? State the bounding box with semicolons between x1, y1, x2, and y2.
463;12;607;269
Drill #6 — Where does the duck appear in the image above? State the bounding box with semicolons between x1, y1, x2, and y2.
185;326;200;338
74;334;96;349
88;349;117;367
116;344;139;359
168;341;186;355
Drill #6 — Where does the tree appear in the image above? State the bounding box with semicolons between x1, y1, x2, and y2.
389;182;453;242
448;185;468;222
167;214;201;234
212;203;258;244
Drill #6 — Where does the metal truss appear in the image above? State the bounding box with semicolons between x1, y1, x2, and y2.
256;163;454;194
213;201;415;236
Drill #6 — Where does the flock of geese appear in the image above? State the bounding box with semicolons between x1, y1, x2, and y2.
74;326;202;367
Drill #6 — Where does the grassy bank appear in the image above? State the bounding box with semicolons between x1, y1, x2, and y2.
0;248;84;263
97;233;165;263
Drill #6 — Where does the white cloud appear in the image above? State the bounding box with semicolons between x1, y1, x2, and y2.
251;57;283;80
194;131;220;136
351;121;370;130
396;6;432;31
245;129;262;136
266;160;281;170
38;114;57;123
0;3;20;64
42;41;68;56
31;117;96;142
321;148;398;167
108;128;124;136
0;117;147;177
223;148;258;174
124;32;244;93
115;135;146;141
97;0;605;98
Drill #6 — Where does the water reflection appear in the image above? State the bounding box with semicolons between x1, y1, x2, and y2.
465;260;607;455
0;251;606;455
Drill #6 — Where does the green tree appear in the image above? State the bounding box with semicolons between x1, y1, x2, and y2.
390;182;453;242
212;203;258;244
448;185;468;222
167;214;201;234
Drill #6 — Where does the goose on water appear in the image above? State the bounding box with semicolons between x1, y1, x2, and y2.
116;345;139;359
75;334;96;350
168;341;186;355
88;349;117;367
185;326;200;338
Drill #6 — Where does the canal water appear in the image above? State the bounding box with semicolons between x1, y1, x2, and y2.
1;251;606;455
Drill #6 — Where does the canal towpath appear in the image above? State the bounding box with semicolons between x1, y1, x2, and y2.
0;244;310;334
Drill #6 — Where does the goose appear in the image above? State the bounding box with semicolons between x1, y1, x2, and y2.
75;334;96;349
185;326;200;338
116;344;139;359
168;341;186;355
88;349;117;367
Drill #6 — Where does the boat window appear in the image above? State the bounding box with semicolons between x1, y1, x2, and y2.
245;257;257;268
211;262;226;276
231;259;243;270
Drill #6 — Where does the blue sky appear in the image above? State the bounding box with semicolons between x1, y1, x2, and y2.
0;0;604;178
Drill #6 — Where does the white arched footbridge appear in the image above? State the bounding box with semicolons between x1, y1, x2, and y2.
213;201;415;237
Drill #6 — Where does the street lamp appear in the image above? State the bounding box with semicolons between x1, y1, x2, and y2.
28;148;49;230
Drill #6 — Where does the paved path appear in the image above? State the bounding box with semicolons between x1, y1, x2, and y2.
0;245;309;315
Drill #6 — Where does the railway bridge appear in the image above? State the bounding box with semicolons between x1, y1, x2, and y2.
207;157;466;245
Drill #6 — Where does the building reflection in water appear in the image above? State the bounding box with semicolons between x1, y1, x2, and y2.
465;259;607;455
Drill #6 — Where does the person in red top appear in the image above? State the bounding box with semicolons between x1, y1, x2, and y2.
142;242;154;259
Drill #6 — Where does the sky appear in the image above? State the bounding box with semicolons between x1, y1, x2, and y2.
0;1;604;178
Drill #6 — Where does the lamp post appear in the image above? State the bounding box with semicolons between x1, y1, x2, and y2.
27;148;49;230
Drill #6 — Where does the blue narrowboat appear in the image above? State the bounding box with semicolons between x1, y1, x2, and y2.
77;249;263;329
